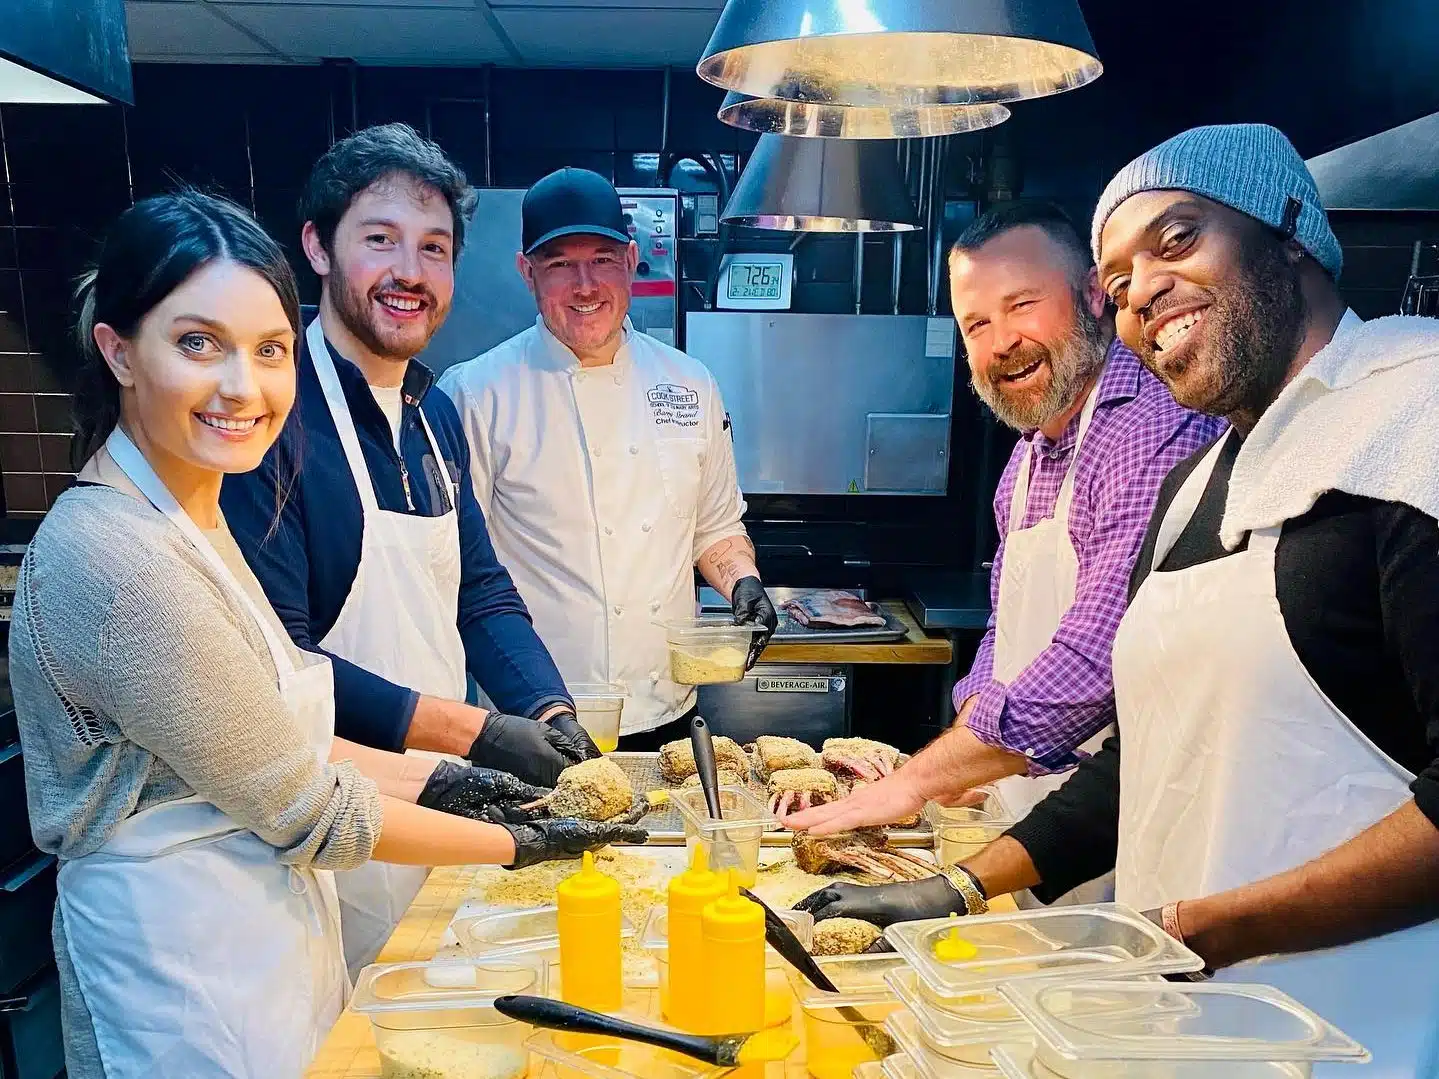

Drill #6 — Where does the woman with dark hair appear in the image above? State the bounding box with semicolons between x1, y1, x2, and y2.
9;191;643;1079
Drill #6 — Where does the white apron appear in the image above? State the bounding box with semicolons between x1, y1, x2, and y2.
55;428;346;1079
308;319;468;974
1113;436;1439;1078
987;381;1115;906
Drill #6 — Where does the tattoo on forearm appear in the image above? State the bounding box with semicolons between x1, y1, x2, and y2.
703;536;756;591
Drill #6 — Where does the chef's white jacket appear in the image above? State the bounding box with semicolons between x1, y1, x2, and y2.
439;317;750;734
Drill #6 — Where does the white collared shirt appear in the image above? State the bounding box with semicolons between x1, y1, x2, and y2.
439;317;749;734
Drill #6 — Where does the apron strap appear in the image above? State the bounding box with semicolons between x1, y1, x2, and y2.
104;427;298;677
307;317;456;516
1007;363;1106;536
1149;435;1231;570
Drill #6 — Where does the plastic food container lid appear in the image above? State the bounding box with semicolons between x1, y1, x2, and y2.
566;687;624;704
989;1042;1314;1079
884;1010;1007;1079
884;904;1204;1001
659;617;768;639
669;784;779;837
451;904;636;960
639;903;812;953
786;952;909;1009
882;1052;922;1079
885;968;1172;1049
351;958;545;1017
996;980;1370;1075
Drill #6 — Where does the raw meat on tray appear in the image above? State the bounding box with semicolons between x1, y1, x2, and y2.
782;590;887;629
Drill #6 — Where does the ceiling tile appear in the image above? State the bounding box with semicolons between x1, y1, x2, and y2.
125;1;277;57
495;7;720;66
216;4;512;63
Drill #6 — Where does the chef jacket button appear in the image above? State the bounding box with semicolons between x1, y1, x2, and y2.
1025;748;1036;757
592;446;602;457
649;671;660;683
629;444;639;455
604;526;614;536
614;605;624;616
641;521;652;533
649;601;661;613
613;375;623;386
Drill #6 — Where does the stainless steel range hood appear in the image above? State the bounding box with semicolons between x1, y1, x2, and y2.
1307;110;1439;211
0;0;133;105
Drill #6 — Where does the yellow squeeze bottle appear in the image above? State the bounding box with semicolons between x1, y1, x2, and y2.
665;846;726;1030
700;870;766;1035
556;851;623;1012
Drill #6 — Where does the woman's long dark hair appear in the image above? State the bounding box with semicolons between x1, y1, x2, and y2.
71;191;301;469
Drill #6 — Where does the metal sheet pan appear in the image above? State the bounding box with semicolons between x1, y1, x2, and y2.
772;606;909;644
611;750;932;847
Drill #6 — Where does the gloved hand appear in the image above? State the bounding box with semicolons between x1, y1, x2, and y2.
502;818;650;870
468;713;574;788
731;576;778;670
543;709;603;764
793;875;965;929
417;760;551;824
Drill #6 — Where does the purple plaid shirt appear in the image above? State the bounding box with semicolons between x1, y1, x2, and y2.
953;338;1226;774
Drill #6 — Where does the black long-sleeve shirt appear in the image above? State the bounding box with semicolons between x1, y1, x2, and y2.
1009;431;1439;902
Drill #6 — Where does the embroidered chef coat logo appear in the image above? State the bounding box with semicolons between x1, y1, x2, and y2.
646;382;701;428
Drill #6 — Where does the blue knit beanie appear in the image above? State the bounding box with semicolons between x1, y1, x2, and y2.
1091;124;1342;280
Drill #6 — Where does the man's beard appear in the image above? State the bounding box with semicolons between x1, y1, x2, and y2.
1155;233;1306;423
329;262;443;363
971;299;1109;433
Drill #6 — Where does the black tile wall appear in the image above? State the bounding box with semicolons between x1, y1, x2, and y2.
0;62;747;519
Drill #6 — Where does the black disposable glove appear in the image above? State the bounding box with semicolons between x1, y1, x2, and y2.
417;760;551;825
502;818;650;870
732;575;778;670
543;709;603;764
794;875;965;929
468;713;574;788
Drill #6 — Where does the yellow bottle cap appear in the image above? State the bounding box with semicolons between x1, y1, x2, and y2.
557;851;619;913
933;912;978;962
670;845;725;911
701;870;764;942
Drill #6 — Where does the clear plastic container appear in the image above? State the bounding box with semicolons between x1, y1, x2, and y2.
350;958;546;1079
883;1053;922;1079
883;1010;1004;1079
884;968;1172;1066
924;786;1014;829
661;618;765;684
994;980;1370;1079
786;954;909;1079
934;816;1014;868
567;683;625;753
669;784;778;887
884;904;1203;1011
640;902;811;1031
451;905;637;963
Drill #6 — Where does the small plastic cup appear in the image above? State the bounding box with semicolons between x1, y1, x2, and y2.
935;814;1013;868
566;683;625;753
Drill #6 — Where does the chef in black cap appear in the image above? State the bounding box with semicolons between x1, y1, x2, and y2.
440;168;776;748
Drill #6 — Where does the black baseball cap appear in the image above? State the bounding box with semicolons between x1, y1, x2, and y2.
522;168;631;255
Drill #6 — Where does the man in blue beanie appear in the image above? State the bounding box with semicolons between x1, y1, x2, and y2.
797;124;1439;1072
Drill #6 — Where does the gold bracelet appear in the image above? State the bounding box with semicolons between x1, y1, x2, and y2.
942;865;990;916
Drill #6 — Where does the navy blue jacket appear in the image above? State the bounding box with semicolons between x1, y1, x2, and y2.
221;331;572;751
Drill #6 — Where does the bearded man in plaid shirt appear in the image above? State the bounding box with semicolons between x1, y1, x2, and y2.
785;201;1224;902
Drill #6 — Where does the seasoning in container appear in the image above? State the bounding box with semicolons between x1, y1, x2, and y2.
377;1030;527;1079
556;851;623;1012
